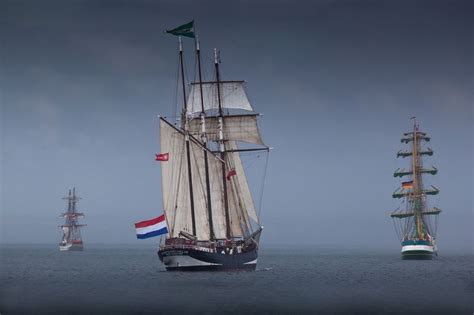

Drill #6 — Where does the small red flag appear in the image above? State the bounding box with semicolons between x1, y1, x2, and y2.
226;169;236;180
155;153;169;161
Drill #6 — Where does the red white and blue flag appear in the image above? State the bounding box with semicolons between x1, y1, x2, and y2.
134;214;168;239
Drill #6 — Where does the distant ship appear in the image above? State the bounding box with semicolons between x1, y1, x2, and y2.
59;188;86;251
157;22;270;271
390;119;441;259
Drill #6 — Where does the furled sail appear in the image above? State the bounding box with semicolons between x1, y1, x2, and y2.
187;81;253;115
390;207;442;218
397;148;433;158
401;134;431;143
188;114;265;146
392;185;440;198
393;166;438;177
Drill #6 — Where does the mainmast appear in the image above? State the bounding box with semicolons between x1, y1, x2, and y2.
411;119;424;240
214;49;232;240
179;37;197;236
196;36;215;240
72;187;77;214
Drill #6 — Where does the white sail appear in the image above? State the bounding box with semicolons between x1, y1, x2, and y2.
207;152;228;240
187;81;253;115
61;226;71;242
188;115;264;146
161;118;233;240
188;137;227;240
227;176;249;237
160;119;188;238
226;141;259;224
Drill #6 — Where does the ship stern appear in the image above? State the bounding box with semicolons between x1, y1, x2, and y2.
401;240;435;260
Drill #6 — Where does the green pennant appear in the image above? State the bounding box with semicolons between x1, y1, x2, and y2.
166;20;195;38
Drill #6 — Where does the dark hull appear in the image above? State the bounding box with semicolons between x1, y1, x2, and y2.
165;263;256;272
158;246;258;271
402;250;434;260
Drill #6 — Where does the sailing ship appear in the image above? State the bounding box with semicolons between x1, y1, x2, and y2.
157;22;270;271
59;188;86;251
390;119;441;259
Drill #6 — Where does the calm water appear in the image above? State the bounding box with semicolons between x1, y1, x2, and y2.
1;244;472;314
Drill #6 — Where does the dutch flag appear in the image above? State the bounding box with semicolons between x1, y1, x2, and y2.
135;214;168;239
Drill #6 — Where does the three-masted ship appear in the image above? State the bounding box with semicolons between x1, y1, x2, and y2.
59;188;86;251
390;119;441;259
157;22;270;271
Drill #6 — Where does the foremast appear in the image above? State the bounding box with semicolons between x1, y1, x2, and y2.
391;119;441;243
178;37;197;237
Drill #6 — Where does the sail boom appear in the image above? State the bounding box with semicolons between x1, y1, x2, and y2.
190;80;246;85
213;147;270;154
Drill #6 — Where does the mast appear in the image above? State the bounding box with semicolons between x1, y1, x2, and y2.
67;189;72;213
411;118;424;240
71;188;76;237
72;187;76;214
179;37;197;236
214;48;231;240
196;36;215;240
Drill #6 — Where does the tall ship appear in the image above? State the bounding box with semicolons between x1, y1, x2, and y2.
157;22;270;271
390;119;441;259
59;188;86;251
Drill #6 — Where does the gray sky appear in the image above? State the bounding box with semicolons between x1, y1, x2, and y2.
1;0;472;252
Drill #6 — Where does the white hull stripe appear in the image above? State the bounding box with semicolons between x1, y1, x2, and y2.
401;245;434;253
244;259;257;265
163;255;222;268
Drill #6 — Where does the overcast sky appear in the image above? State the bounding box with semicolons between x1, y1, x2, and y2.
1;0;472;253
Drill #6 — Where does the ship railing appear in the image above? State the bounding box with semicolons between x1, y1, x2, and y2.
159;244;216;253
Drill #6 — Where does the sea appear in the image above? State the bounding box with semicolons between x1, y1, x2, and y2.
1;244;472;314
